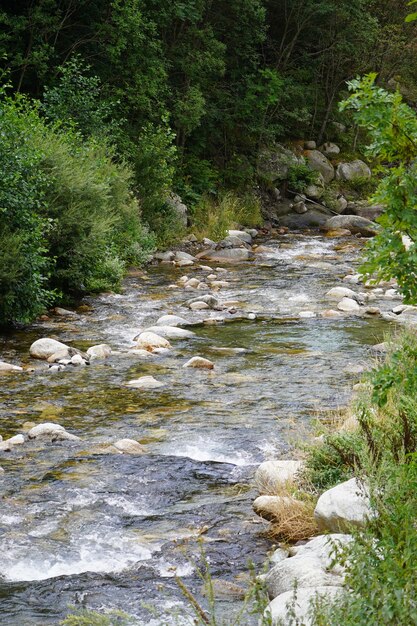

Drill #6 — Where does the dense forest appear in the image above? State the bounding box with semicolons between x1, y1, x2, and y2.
1;0;417;325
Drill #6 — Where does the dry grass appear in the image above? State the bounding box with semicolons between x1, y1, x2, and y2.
266;495;319;543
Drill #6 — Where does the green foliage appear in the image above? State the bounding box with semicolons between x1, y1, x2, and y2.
191;192;261;241
406;0;417;22
42;56;122;140
61;607;134;626
0;88;154;324
313;457;417;625
341;74;417;302
287;162;318;193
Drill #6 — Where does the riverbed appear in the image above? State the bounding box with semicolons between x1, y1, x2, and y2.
0;233;391;625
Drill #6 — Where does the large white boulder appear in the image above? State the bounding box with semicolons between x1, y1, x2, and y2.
29;338;70;360
135;332;171;351
336;160;371;181
265;553;344;599
290;534;352;572
266;586;343;625
314;478;371;532
255;460;303;491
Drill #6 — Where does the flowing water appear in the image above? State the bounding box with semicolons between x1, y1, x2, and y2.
0;233;392;625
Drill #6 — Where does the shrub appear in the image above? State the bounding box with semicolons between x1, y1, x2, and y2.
191;191;261;240
313;457;417;625
287;162;318;193
61;607;134;626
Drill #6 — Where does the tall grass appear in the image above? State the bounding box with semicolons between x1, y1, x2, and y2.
191;192;262;241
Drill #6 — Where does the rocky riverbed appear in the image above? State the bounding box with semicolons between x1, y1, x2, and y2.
0;229;403;624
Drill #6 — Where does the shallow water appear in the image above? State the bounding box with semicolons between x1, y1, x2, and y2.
0;234;392;624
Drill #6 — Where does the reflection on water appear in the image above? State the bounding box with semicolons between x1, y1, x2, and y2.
0;234;391;624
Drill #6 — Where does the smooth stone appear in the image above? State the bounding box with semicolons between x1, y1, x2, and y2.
126;376;164;389
0;361;23;372
198;248;254;263
183;356;214;370
113;439;146;454
185;278;200;288
370;342;388;354
6;434;25;446
176;259;194;267
337;297;360;312
189;301;210;311
253;495;299;522
255;460;303;491
384;288;401;299
314;478;371;532
154;251;175;262
265;554;343;600
187;294;219;309
175;251;196;262
47;349;71;363
135;332;171;351
323;215;378;237
128;349;154;358
290;534;352;570
228;229;252;244
30;338;71;360
364;306;380;315
321;309;342;318
325;287;358;300
27;422;80;441
49;364;65;372
319;142;340;158
86;344;112;359
266;586;343;625
270;547;290;566
298;311;316;318
325;228;351;237
155;315;190;327
52;307;77;317
70;354;86;366
336;159;371;181
144;326;195;339
211;281;229;288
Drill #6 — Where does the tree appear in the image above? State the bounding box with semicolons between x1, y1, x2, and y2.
341;74;417;302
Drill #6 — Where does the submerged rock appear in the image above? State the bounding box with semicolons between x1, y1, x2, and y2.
27;422;80;441
126;376;165;389
30;338;71;360
144;326;195;339
183;356;214;370
0;361;23;372
113;439;146;454
155;314;191;327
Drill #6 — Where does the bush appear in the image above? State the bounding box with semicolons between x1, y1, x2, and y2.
61;607;134;626
313;457;417;626
191;191;262;240
0;89;154;324
287;162;318;193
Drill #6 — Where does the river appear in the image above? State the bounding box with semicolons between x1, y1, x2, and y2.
0;232;391;625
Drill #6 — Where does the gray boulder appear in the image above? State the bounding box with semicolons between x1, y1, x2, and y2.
323;215;378;237
228;229;252;244
336;160;371;181
197;248;254;262
305;150;335;183
143;326;195;339
319;142;340;158
257;144;300;183
30;338;71;360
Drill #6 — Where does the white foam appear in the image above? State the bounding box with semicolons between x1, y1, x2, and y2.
159;438;253;466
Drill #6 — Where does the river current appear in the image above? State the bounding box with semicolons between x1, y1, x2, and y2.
0;233;391;624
